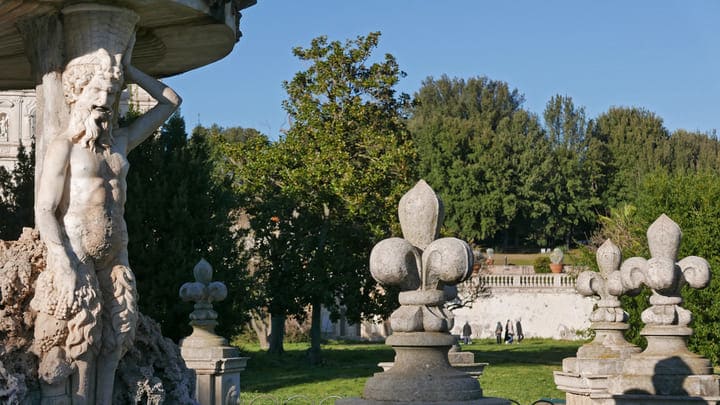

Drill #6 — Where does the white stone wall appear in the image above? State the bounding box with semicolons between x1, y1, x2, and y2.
450;290;596;340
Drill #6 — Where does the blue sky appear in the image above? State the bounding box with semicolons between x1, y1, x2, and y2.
165;1;720;139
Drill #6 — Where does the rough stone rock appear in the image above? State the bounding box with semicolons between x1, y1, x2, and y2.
0;229;197;404
0;228;44;403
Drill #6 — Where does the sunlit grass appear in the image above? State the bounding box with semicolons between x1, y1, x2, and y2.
237;338;583;404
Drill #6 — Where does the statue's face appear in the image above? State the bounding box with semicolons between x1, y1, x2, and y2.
68;73;122;148
75;74;121;117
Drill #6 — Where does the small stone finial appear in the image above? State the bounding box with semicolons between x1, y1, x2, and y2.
575;240;630;323
180;259;227;332
566;239;640;374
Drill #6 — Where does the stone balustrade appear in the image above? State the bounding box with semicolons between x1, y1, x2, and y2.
479;273;576;290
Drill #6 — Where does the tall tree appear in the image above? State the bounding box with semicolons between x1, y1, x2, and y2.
409;75;552;247
542;95;600;246
124;112;248;341
223;32;414;362
0;141;34;240
594;107;670;206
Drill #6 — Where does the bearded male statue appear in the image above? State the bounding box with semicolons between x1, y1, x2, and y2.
31;25;181;404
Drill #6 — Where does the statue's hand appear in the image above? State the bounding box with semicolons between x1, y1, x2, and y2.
122;31;137;78
49;252;79;319
53;270;77;319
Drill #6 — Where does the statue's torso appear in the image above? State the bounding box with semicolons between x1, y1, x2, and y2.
63;136;130;264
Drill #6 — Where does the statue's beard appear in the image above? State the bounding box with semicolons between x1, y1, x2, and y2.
72;108;113;149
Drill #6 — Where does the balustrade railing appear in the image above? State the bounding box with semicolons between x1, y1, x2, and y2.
479;273;576;289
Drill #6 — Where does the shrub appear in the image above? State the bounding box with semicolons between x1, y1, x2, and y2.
533;256;551;273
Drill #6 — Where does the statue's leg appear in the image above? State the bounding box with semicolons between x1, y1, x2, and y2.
71;352;96;405
95;251;138;404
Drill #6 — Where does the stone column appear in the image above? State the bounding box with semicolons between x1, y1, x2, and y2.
553;240;641;404
338;180;508;405
179;259;249;405
16;13;68;201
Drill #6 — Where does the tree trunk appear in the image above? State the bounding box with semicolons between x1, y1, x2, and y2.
268;313;285;354
307;300;322;365
249;309;270;350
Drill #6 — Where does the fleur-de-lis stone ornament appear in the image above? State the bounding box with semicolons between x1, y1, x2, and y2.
179;258;228;344
620;215;710;328
337;181;505;405
370;180;473;333
606;214;718;397
564;240;640;375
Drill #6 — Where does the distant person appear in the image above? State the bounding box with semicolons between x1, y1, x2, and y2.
505;319;514;344
461;321;472;344
495;321;503;344
516;319;524;343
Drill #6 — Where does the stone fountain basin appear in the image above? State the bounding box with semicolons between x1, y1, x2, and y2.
0;0;255;90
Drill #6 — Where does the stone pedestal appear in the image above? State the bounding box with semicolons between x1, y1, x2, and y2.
338;333;505;405
179;260;249;405
180;329;248;405
606;327;718;397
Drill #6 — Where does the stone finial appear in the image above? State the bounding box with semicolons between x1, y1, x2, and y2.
619;215;710;327
603;214;717;398
576;240;629;323
180;259;228;335
338;180;492;405
556;239;640;388
369;180;472;333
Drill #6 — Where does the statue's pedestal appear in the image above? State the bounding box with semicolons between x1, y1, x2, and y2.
180;326;248;405
556;326;720;405
554;324;641;404
338;332;508;405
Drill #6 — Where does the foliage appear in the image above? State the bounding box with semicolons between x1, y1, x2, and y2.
533;256;551;274
220;32;414;358
542;95;602;246
124;112;249;341
409;75;553;247
0;142;34;240
593;107;670;207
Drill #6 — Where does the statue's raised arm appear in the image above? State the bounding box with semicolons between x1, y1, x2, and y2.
122;63;182;151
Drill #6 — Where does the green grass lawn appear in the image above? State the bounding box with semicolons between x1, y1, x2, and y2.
238;338;583;404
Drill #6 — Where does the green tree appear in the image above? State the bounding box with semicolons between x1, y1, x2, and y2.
409;75;552;247
542;95;600;246
594;107;670;206
0;141;34;240
125;112;248;341
223;32;414;362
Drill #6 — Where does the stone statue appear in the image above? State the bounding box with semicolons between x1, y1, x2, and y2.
0;112;8;141
30;6;181;403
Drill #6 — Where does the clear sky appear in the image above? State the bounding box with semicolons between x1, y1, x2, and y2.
165;0;720;139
